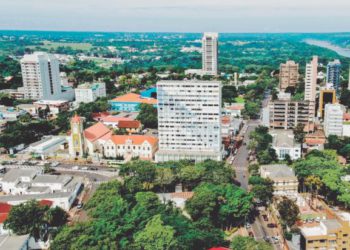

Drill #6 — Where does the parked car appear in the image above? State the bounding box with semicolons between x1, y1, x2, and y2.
262;214;268;221
248;231;254;237
77;203;83;209
72;166;79;170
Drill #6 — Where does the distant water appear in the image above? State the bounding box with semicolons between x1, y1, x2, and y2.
305;39;350;58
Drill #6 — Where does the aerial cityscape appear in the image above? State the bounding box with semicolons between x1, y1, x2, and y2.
0;1;350;250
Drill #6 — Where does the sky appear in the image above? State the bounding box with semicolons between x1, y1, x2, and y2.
0;0;350;32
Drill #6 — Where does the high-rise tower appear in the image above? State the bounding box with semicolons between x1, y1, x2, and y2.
202;32;218;76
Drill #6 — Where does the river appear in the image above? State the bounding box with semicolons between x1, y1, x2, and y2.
304;39;350;58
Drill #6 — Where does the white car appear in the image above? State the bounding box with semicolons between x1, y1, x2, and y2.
72;166;79;170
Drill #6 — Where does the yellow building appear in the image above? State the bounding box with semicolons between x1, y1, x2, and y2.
69;114;85;157
319;89;336;118
300;204;350;250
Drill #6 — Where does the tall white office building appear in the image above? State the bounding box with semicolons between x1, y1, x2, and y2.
21;52;62;100
324;103;344;137
156;80;222;162
304;56;318;118
202;32;218;76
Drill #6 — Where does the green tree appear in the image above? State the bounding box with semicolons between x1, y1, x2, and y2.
249;177;274;205
231;236;273;250
136;103;158;129
134;215;177;250
293;123;305;143
277;197;300;228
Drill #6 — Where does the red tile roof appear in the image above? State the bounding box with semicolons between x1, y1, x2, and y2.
112;93;157;105
344;113;350;121
100;116;133;123
110;135;158;147
170;192;194;199
84;122;112;142
221;116;231;125
39;200;53;207
0;213;8;224
92;112;111;121
118;120;141;129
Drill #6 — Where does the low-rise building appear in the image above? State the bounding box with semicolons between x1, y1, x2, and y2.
102;135;158;161
33;100;70;115
270;129;301;160
109;93;157;112
0;168;82;211
0;106;26;121
75;82;106;103
26;136;67;159
260;164;298;196
222;103;244;118
304;130;326;151
16;104;37;116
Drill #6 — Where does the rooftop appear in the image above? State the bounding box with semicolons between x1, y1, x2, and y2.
118;120;141;129
1;168;40;183
270;129;299;148
111;93;157;105
260;164;297;180
0;234;29;249
32;174;72;185
100;116;133;123
84;122;112;142
110;135;158;147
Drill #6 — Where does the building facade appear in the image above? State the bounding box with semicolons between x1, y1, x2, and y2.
304;56;318;118
279;60;299;91
318;89;336;118
327;59;341;96
324;103;344;137
270;130;301;160
21;52;62;100
268;100;313;130
75;82;106;103
109;93;157;112
202;33;218;76
156;80;222;162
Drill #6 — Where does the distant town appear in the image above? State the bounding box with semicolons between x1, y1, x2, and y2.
0;30;350;250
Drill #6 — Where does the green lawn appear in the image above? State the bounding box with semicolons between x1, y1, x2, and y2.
234;96;245;103
27;40;93;50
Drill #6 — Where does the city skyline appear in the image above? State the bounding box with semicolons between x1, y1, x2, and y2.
1;0;350;32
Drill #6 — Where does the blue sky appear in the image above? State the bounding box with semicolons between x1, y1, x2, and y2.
1;0;350;32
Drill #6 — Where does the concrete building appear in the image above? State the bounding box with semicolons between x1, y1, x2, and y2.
0;168;83;211
102;135;158;161
270;130;301;160
0;106;26;121
268;100;313;130
156;80;222;162
109;93;157;112
202;32;218;76
33;100;70;115
324;103;344;137
304;56;318;118
21;52;61;100
75;82;106;103
26;136;67;159
279;60;299;91
327;59;341;96
260;164;298;196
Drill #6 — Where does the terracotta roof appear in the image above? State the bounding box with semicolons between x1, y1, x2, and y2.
0;213;8;224
100;116;133;123
221;116;231;125
225;105;244;111
71;114;82;123
112;93;157;105
170;192;194;199
84;122;112;142
39;200;53;207
0;203;12;214
305;138;326;145
118;120;141;129
110;135;158;147
92;112;111;121
344;113;350;121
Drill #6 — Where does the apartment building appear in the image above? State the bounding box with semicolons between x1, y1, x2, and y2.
156;80;222;162
75;82;106;103
318;89;336;118
279;60;299;91
327;59;341;96
268;99;313;129
324;103;344;137
21;52;62;100
202;32;218;76
260;164;298;196
304;56;318;118
300;204;350;250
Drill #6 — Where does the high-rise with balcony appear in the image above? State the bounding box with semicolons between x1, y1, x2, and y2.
326;59;341;95
21;52;62;100
279;60;299;91
156;80;222;162
202;33;218;76
324;103;344;137
304;56;318;119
